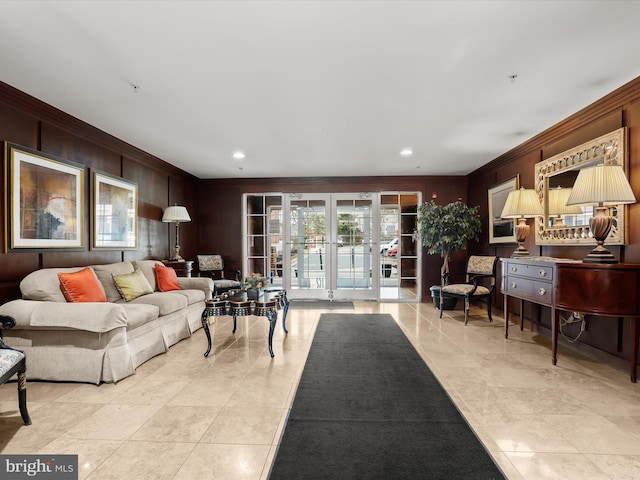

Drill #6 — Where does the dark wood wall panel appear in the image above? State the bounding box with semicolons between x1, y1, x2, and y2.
469;76;640;363
0;82;199;304
197;175;468;298
123;159;168;262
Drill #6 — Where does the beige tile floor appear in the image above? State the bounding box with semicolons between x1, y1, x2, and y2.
2;302;640;479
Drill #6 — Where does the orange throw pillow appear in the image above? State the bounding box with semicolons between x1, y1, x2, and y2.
58;267;107;303
155;263;181;292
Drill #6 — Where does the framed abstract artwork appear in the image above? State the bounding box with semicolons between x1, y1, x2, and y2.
5;143;85;251
91;170;138;249
488;174;519;245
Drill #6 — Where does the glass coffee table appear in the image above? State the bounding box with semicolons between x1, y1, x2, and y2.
200;289;288;358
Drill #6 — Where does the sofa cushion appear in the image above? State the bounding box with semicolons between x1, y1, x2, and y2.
131;260;162;292
58;267;107;303
155;264;180;292
21;267;85;302
119;303;161;330
92;262;135;303
127;291;188;316
171;288;205;305
113;268;154;302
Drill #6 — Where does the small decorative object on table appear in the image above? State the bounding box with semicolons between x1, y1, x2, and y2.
242;273;268;300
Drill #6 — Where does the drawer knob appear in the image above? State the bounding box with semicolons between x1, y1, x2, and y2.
539;269;547;277
511;282;517;289
538;288;546;296
511;266;518;272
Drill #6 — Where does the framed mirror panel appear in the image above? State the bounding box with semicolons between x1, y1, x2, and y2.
534;127;629;246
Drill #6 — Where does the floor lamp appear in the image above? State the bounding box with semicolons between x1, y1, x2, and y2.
162;205;191;261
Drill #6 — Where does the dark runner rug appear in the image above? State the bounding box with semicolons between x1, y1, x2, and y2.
269;313;506;480
288;300;354;310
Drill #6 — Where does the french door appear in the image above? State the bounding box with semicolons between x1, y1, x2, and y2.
283;193;377;300
243;192;420;302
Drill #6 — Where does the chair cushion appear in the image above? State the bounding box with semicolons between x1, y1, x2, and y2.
197;255;223;271
113;268;154;302
442;284;490;296
58;267;108;303
0;349;24;378
155;264;181;292
467;256;496;275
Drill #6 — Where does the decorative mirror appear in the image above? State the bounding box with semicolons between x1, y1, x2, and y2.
534;127;629;246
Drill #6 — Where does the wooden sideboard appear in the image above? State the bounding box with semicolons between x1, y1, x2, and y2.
501;257;640;382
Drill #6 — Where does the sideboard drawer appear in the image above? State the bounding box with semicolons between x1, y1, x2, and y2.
506;263;554;281
503;277;554;305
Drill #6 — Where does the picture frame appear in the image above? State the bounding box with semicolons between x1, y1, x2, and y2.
5;143;85;251
91;170;138;250
488;174;519;245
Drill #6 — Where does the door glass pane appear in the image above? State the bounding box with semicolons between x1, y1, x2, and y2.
336;199;372;291
289;200;327;290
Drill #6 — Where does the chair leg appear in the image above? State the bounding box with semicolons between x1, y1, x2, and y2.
439;295;444;318
17;370;31;425
464;297;469;325
487;296;493;322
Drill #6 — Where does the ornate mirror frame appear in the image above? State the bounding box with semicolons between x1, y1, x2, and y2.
534;127;629;246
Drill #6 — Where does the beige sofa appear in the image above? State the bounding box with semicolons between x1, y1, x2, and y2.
0;260;213;384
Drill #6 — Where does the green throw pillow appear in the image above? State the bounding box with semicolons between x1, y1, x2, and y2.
112;268;153;302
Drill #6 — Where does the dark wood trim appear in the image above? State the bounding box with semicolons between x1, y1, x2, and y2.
0;81;196;181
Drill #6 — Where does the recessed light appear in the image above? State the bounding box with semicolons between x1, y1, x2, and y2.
233;151;245;160
400;148;413;157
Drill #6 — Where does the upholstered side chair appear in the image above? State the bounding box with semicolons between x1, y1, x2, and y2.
0;314;31;425
196;254;241;295
439;255;498;325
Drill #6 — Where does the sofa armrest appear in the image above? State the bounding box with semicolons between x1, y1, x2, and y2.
0;300;128;333
177;277;214;300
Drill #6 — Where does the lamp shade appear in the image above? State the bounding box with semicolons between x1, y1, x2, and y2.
162;205;191;223
566;164;636;206
501;188;543;219
548;187;583;215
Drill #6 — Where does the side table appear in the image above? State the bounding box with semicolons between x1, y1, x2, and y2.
162;260;193;277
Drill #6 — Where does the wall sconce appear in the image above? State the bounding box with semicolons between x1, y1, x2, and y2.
501;188;543;257
566;163;636;263
162;205;191;261
548;186;582;227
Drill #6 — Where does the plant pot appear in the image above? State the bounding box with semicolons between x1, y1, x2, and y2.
429;285;458;310
246;288;263;300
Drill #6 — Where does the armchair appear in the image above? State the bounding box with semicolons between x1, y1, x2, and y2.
0;314;31;425
439;255;498;325
196;254;241;295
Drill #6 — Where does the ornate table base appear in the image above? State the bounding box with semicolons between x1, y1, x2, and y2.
201;289;289;358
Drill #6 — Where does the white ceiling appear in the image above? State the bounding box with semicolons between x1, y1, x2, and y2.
1;1;640;179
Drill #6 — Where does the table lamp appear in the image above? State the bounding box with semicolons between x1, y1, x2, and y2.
501;187;543;257
162;205;191;261
566;163;636;263
548;186;582;227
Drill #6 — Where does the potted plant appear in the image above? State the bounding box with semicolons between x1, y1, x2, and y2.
242;273;269;299
414;199;482;309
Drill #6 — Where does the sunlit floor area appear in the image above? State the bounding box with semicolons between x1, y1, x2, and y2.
1;301;640;479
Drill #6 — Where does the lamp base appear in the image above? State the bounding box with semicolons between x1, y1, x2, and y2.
582;246;618;264
511;247;531;257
